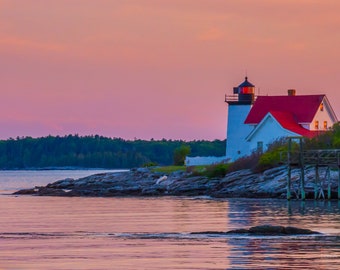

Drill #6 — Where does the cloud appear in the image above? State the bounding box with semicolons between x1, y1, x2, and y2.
198;27;224;41
0;36;66;53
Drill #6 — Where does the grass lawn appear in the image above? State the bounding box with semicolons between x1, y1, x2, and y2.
152;166;186;174
151;163;229;178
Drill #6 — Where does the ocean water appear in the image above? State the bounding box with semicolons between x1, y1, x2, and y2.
0;170;339;270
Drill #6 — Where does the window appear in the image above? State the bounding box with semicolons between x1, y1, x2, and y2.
257;141;263;153
320;103;324;111
324;121;328;130
315;120;319;130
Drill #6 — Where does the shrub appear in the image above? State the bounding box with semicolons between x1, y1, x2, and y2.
227;152;261;173
256;148;283;172
255;138;288;172
187;163;229;178
225;138;289;173
173;145;191;166
186;165;206;176
205;163;229;178
142;161;158;167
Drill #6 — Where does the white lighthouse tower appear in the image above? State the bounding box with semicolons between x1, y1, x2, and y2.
225;77;255;161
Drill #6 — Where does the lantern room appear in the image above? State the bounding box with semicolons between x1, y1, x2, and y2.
232;77;255;104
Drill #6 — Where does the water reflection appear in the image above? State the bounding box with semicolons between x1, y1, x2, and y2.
223;199;340;269
0;193;339;269
226;236;340;270
226;199;340;234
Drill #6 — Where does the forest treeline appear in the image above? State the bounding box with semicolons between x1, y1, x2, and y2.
0;135;225;169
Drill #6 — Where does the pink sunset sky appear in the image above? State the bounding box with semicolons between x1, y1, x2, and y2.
1;0;339;141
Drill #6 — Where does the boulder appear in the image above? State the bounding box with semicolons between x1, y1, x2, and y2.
226;225;320;235
190;225;320;236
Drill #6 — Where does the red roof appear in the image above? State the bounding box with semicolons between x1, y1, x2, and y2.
245;95;325;124
269;111;320;138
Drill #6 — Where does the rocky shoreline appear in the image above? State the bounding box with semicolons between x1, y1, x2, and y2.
13;166;340;198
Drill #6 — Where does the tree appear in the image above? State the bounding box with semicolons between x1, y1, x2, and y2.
173;145;191;166
0;135;224;169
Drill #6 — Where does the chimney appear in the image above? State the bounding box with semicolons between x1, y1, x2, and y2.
288;89;296;96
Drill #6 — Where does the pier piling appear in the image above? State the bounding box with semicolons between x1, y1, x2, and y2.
284;137;340;200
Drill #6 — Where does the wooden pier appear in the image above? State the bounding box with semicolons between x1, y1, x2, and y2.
282;137;340;200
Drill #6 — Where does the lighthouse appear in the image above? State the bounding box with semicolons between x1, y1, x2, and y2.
225;77;255;161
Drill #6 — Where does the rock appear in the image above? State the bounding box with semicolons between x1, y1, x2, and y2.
13;188;38;195
284;226;319;235
226;225;320;235
136;168;150;173
156;175;167;184
190;231;226;235
190;225;320;236
36;187;68;196
263;166;286;180
12;165;340;198
224;229;249;234
46;178;75;189
248;225;286;234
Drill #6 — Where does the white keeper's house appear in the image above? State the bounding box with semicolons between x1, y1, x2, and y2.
225;77;338;161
